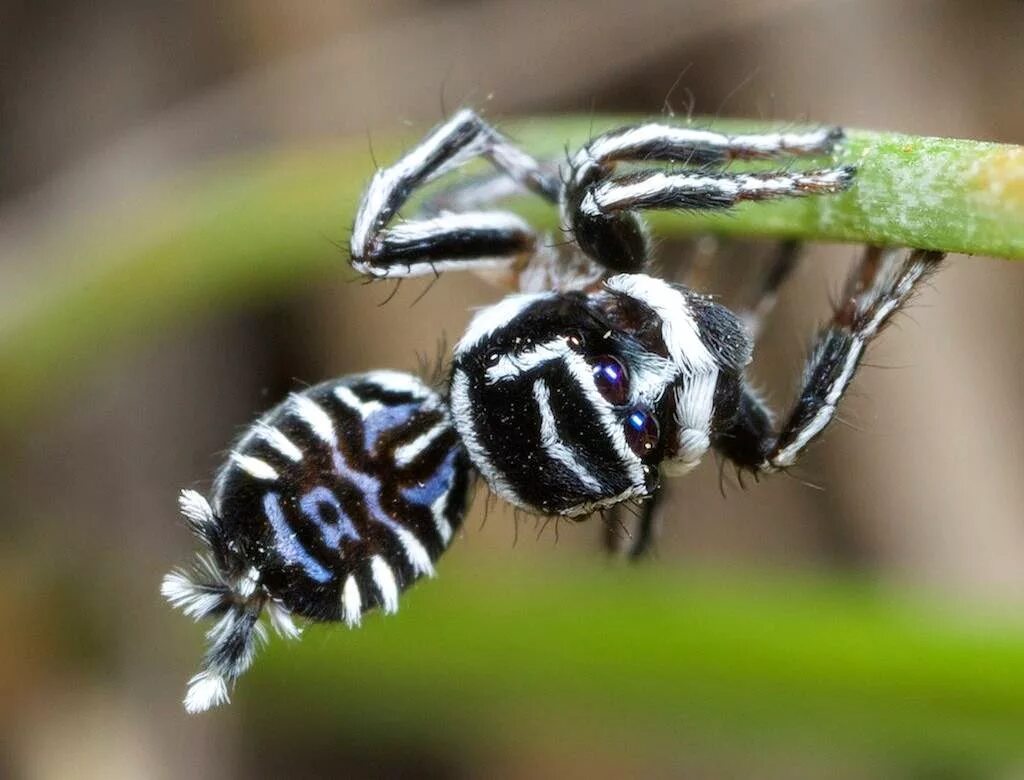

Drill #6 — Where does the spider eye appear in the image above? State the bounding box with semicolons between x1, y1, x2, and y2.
564;331;584;351
624;408;659;458
591;355;629;405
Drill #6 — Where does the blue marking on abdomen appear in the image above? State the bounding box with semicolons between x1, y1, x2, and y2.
300;485;361;548
263;492;333;583
401;448;457;508
361;403;422;452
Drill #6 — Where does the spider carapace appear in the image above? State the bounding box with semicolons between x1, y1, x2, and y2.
163;110;943;712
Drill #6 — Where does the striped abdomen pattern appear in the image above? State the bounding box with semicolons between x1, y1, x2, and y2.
213;371;471;622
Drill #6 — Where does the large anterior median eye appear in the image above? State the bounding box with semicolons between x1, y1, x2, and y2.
624;408;659;458
591;355;629;405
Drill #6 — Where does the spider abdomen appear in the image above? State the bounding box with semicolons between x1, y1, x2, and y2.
212;371;471;622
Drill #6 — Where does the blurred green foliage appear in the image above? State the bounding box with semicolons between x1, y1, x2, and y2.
245;561;1024;772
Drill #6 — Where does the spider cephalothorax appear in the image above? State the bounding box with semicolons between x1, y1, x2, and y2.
164;109;944;712
450;273;752;516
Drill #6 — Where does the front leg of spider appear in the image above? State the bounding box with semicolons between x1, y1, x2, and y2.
712;246;945;475
604;240;806;559
562;122;854;273
349;108;559;280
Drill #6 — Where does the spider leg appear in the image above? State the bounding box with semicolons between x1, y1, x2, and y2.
415;164;606;293
350;109;560;279
602;485;665;560
712;247;945;473
563;121;851;273
589;167;854;215
572;123;844;171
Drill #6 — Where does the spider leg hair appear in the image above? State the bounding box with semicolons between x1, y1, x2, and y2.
571;123;846;173
601;487;664;560
161;490;297;714
350;109;558;279
564;120;853;273
584;167;855;217
711;247;944;473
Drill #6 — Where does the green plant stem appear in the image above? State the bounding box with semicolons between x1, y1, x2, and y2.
1;117;1022;429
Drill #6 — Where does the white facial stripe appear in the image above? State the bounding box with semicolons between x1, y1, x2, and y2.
370;555;400;614
486;337;571;382
450;368;523;506
626;351;679;407
533;379;604;494
341;574;362;627
290;393;337;446
256;423;303;462
668;369;717;470
484;331;676;412
456;292;553;356
230;452;279;481
605;274;716;374
561;352;646;487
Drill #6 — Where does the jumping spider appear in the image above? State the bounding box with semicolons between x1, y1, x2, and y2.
163;110;943;712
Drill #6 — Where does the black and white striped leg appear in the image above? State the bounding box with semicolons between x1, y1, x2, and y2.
713;247;945;473
350;109;559;279
573;124;845;172
564;122;851;273
586;168;855;217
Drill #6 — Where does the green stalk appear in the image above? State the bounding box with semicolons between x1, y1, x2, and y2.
1;117;1021;429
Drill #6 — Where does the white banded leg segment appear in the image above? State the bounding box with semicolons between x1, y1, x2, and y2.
585;167;855;216
350;108;555;279
572;124;844;177
766;248;944;471
354;212;536;278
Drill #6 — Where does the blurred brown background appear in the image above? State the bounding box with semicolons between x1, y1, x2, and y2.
1;1;1023;777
